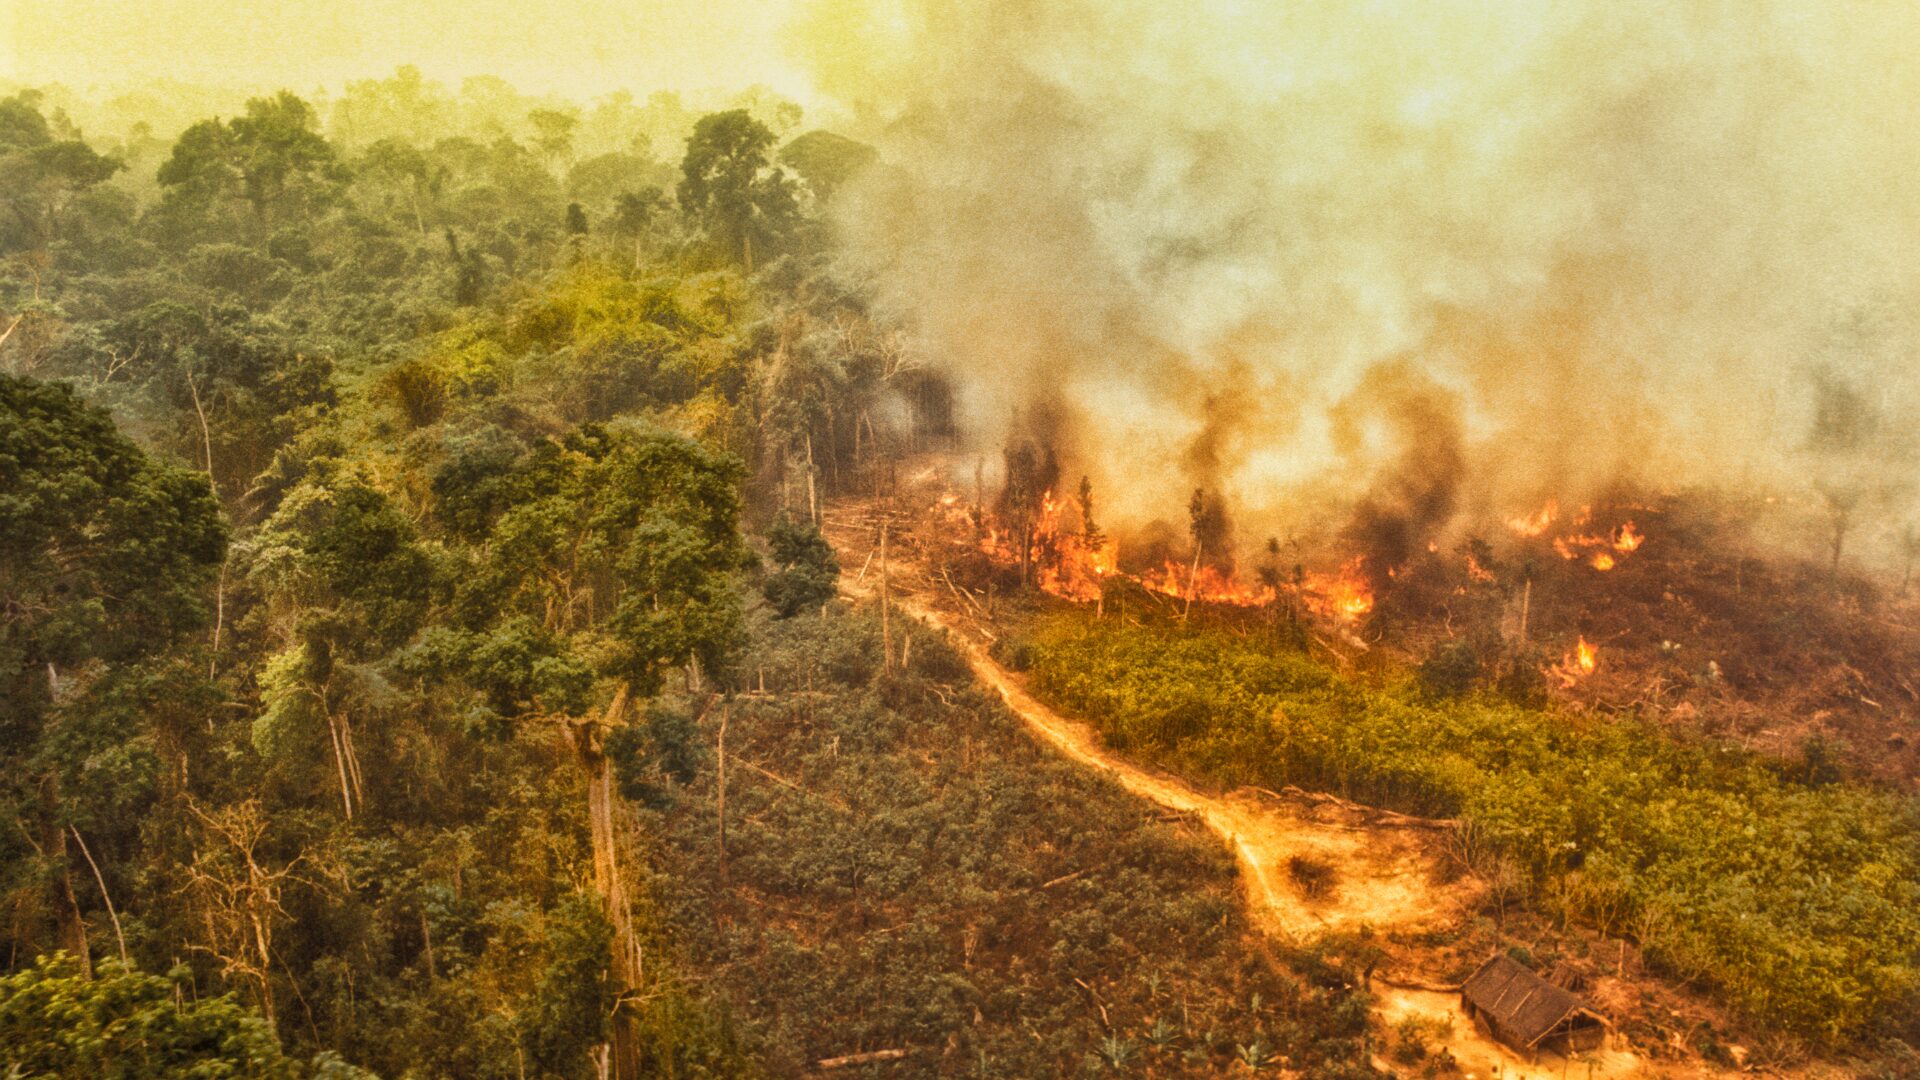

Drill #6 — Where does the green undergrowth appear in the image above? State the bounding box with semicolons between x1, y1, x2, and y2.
635;608;1383;1078
1024;614;1920;1046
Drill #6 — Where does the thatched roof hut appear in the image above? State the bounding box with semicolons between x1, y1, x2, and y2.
1460;955;1607;1058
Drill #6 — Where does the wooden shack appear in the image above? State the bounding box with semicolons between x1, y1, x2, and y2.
1460;955;1607;1059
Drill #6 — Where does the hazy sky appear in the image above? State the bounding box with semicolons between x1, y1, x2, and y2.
2;0;819;101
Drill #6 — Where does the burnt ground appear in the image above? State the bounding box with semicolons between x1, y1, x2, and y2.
822;483;1899;1078
898;469;1920;789
1372;490;1920;790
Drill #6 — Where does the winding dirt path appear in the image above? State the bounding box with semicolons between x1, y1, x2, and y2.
836;548;1663;1078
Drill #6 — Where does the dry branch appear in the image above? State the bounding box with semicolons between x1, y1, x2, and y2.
815;1049;908;1070
1039;862;1112;890
726;753;851;812
941;566;988;617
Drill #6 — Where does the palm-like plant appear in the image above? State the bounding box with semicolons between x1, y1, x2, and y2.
1096;1034;1138;1071
1235;1036;1274;1071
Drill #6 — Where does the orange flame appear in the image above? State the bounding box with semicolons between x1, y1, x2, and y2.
1139;560;1278;608
955;488;1121;603
1465;551;1497;583
1302;557;1374;621
1550;636;1599;688
940;489;1373;621
1506;500;1559;537
1541;514;1648;570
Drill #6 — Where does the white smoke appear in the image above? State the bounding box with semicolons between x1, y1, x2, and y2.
802;0;1920;563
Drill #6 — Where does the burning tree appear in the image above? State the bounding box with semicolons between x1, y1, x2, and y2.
999;441;1059;587
1187;488;1231;570
1078;474;1105;552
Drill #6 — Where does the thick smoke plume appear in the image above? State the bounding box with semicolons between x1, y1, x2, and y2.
799;0;1920;567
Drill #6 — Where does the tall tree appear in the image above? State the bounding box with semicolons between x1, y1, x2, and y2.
777;129;877;204
527;108;579;169
246;464;436;821
98;301;336;505
351;137;442;234
762;518;840;618
426;422;746;1079
156;92;345;241
607;185;669;268
676;109;798;270
0;92;123;254
0;375;226;974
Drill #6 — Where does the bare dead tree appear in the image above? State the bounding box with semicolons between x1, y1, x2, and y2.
874;329;920;384
181;799;317;1027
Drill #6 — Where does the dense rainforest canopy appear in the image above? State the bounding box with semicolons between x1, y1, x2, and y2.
0;78;911;1078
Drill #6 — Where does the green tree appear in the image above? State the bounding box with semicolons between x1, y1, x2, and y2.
327;64;454;148
427;422;746;1080
0;375;225;974
568;151;670;213
762;518;840;617
247;464;436;820
528;107;580;168
1077;474;1105;550
0;953;371;1079
352;136;442;234
608;185;670;268
156;91;345;240
777;128;877;204
677;109;798;270
0;92;124;253
100;300;336;502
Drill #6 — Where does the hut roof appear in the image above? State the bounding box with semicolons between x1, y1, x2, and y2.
1461;955;1605;1049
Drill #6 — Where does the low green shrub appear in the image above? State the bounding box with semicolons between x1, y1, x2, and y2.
1027;616;1920;1044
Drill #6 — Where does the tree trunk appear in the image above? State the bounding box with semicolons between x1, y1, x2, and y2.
569;689;642;1080
408;178;426;236
1183;543;1202;621
880;525;894;675
716;705;729;882
186;371;227;673
70;825;128;964
42;777;90;977
325;712;356;820
806;435;819;525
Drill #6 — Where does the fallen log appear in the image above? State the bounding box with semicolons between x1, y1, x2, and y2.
726;754;852;813
1039;861;1112;890
816;1048;908;1070
941;566;988;617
